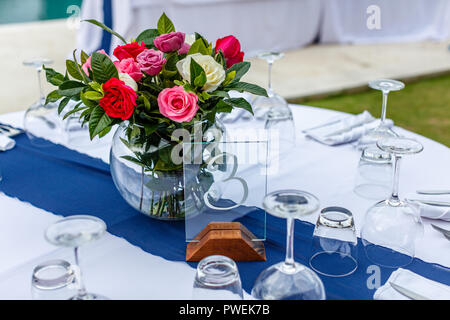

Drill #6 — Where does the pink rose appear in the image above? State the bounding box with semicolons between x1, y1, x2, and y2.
114;58;143;82
158;86;199;123
153;32;185;53
136;49;166;76
82;49;108;75
178;42;190;55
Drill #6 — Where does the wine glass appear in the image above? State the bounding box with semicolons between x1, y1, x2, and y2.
192;255;243;300
354;146;393;200
45;215;108;300
252;190;326;300
357;79;404;149
31;260;77;300
265;103;296;157
252;52;288;120
361;137;424;268
23;59;61;147
309;207;358;277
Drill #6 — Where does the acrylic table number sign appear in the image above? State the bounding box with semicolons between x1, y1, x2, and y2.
183;140;268;262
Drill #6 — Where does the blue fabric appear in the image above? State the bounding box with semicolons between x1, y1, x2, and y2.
97;0;113;54
1;132;449;300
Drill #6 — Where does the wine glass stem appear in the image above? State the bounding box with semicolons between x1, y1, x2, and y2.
37;67;45;103
380;90;389;125
390;155;401;205
283;217;296;272
267;62;274;97
74;246;88;298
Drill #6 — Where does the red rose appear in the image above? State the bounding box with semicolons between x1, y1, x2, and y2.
215;35;244;68
99;78;137;120
113;42;147;61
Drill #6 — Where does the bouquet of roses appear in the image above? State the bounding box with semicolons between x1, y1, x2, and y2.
44;13;267;219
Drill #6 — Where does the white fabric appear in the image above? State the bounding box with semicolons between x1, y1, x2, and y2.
0;105;449;299
78;0;322;57
414;201;450;222
320;0;450;44
303;111;394;146
0;134;15;151
374;268;450;300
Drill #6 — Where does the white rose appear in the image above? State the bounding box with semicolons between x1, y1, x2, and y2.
185;34;196;46
119;73;138;91
176;53;226;92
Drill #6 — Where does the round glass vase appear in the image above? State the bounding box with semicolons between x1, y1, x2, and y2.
110;120;223;221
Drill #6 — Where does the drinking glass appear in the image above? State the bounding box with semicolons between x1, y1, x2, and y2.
31;260;77;300
23;59;62;147
354;146;393;200
309;207;358;277
252;52;288;120
193;255;243;300
252;190;325;300
45;215;108;300
357;79;404;148
361;137;424;268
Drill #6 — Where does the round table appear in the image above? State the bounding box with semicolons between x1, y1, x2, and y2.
0;105;448;299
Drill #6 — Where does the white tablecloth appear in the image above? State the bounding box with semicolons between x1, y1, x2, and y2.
320;0;450;44
0;105;449;299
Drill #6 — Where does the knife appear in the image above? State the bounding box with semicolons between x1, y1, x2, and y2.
431;224;450;240
390;282;430;300
417;190;450;195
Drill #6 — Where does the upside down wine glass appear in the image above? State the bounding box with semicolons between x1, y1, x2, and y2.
23;59;61;147
252;52;289;120
252;190;325;300
357;79;404;149
361;137;424;268
45;216;109;300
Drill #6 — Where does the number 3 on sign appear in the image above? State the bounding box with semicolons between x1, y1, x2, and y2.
203;153;249;211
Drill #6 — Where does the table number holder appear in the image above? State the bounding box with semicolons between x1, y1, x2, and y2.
183;140;268;262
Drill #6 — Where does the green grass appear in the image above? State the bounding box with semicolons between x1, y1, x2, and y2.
297;74;450;147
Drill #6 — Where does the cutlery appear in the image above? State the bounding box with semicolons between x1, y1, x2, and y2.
431;224;450;241
408;199;450;207
417;190;450;195
390;282;430;300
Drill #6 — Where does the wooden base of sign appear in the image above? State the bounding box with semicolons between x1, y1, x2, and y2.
186;222;266;262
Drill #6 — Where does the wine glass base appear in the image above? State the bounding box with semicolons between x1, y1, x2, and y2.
251;262;325;300
354;183;391;200
70;293;109;300
309;251;358;277
362;242;414;268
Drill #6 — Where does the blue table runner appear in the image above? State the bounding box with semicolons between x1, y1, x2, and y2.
1;132;449;300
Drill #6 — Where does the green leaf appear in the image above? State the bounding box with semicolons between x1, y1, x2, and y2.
157;13;175;34
226;62;250;82
136;29;159;47
80;51;89;65
62;102;86;120
215;100;233;113
44;67;65;86
98;125;112;138
45;90;62;105
221;98;254;115
190;58;205;87
225;82;268;97
121;155;145;168
83;90;103;101
83;19;126;43
88;106;112;139
194;72;207;88
58;97;71;114
89;82;103;92
187;39;209;55
57;80;85;97
66;60;83;81
223;71;236;86
72;50;89;83
91;52;118;84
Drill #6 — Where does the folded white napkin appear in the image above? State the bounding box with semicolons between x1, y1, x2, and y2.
303;111;394;146
374;268;450;300
0;134;15;151
417;202;450;221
